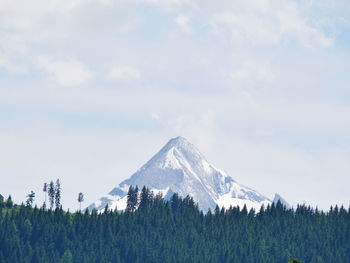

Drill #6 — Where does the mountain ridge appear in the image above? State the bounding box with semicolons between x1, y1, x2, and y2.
88;136;280;211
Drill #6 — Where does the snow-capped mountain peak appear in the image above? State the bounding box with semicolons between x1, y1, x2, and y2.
88;136;273;211
143;136;211;173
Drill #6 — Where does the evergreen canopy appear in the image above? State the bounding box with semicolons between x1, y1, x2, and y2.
0;188;349;263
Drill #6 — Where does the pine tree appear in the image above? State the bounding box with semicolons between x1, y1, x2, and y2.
25;191;35;207
48;181;55;209
0;194;4;208
78;192;84;211
139;186;150;211
134;185;139;206
55;179;61;209
43;183;48;208
170;193;181;213
126;186;139;212
5;195;13;208
126;185;134;212
104;204;109;214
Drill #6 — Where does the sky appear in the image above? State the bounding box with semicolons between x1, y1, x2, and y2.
0;0;349;211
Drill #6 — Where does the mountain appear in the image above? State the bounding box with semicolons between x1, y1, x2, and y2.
88;136;272;211
273;193;290;209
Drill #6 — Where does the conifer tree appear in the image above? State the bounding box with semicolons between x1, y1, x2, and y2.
5;195;13;208
55;179;61;209
78;192;84;211
48;181;55;209
42;183;47;208
139;186;150;210
134;185;139;203
170;193;180;213
25;191;35;207
104;204;109;214
126;185;134;212
0;194;4;208
126;186;139;212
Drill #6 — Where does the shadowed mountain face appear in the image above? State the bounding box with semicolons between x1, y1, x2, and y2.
88;136;272;211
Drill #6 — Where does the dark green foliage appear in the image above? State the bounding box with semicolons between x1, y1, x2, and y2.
48;181;55;209
139;186;152;211
5;195;13;208
46;179;62;210
77;193;84;211
42;183;48;210
0;195;4;209
55;179;61;209
126;185;139;212
25;191;35;207
0;187;349;263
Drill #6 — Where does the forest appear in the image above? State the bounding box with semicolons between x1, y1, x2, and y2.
0;185;349;263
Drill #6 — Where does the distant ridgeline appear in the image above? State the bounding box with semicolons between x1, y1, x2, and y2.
0;188;349;263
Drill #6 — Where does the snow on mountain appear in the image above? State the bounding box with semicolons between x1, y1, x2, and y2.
273;193;290;209
88;136;272;211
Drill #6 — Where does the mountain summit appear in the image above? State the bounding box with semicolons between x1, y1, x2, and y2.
88;136;272;211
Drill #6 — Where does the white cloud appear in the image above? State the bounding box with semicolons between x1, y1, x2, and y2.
174;15;192;33
151;113;161;120
161;110;217;154
0;0;83;31
229;60;275;90
37;56;93;86
107;66;140;81
0;58;28;74
210;0;333;48
142;0;193;11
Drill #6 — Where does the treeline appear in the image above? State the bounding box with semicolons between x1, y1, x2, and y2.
3;179;85;212
0;186;349;263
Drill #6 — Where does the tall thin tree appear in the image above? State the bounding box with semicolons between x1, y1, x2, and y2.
55;179;61;209
139;186;150;211
43;182;47;208
26;191;35;207
78;192;84;211
126;186;139;212
48;181;55;209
